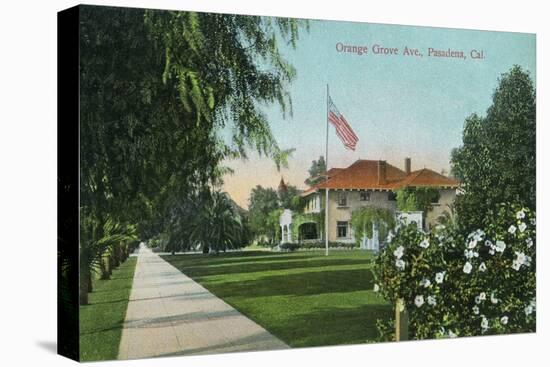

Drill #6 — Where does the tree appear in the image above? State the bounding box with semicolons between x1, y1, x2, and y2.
75;7;308;303
248;186;281;243
305;156;327;186
451;66;536;230
190;191;246;254
79;213;137;304
279;184;304;211
395;187;440;217
351;207;395;246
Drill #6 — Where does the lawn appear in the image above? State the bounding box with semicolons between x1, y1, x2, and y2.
79;257;137;361
162;250;391;348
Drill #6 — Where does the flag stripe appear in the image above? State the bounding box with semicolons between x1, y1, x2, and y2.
328;105;358;150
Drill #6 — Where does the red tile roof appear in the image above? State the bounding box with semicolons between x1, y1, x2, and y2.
302;159;458;195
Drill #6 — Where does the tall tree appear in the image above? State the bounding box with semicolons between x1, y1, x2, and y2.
190;191;246;254
451;66;536;229
305;156;327;186
248;186;281;243
77;6;307;303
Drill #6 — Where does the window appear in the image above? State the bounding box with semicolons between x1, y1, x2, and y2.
337;221;348;238
388;192;397;201
338;192;347;206
360;192;371;201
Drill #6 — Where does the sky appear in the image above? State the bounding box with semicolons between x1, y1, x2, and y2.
221;18;536;209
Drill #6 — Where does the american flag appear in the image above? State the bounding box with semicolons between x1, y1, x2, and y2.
328;95;359;150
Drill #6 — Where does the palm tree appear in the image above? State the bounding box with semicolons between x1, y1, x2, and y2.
79;213;137;305
190;191;245;254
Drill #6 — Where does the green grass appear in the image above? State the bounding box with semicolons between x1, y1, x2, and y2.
79;257;137;361
162;251;391;347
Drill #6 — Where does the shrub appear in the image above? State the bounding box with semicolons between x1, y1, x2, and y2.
280;242;301;251
374;204;536;340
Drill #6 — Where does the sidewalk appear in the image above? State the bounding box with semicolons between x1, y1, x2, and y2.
118;244;288;359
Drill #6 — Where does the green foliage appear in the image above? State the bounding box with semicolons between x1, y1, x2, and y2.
279;185;304;210
374;204;535;339
248;186;281;243
75;6;307;302
451;66;536;230
189;191;247;253
266;208;284;246
291;212;323;241
351;207;395;245
280;242;301;251
79;211;137;303
395;187;440;214
305;156;327;186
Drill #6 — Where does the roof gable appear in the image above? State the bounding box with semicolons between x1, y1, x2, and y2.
304;159;458;194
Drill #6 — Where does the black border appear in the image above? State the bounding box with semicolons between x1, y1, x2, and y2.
57;5;80;361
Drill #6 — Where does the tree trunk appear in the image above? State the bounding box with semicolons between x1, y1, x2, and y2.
87;271;93;293
100;255;111;279
80;268;90;305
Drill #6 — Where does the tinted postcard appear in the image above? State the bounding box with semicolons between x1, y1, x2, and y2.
57;4;536;362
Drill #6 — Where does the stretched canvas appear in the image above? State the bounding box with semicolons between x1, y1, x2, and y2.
58;4;536;362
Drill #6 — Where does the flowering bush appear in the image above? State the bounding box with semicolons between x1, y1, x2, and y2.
374;204;535;340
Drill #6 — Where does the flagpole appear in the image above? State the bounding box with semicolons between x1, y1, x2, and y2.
325;84;329;257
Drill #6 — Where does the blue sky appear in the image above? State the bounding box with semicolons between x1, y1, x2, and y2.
222;18;536;208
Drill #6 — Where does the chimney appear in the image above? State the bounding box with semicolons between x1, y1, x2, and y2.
378;160;387;185
405;157;411;175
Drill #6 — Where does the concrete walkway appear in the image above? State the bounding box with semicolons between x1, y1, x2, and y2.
118;244;288;359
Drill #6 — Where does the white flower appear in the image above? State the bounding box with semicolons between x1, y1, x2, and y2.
489;248;495;255
518;222;527;233
479;262;487;272
448;330;457;338
512;251;532;271
500;316;509;325
469;229;485;242
419;239;430;248
524;305;534;316
516;210;525;219
435;271;445;284
414;295;425;307
530;218;536;226
467;239;478;249
526;238;533;248
395;259;406;271
479;292;486;301
508;225;517;234
472;305;480;315
481;316;489;331
427;295;437;306
495;240;506;253
373;284;380;292
490;292;499;304
463;261;473;274
475;295;481;304
421;278;432;288
393;245;404;259
464;249;478;259
484;239;493;247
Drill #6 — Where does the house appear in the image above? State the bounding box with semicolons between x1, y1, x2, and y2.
279;158;459;248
